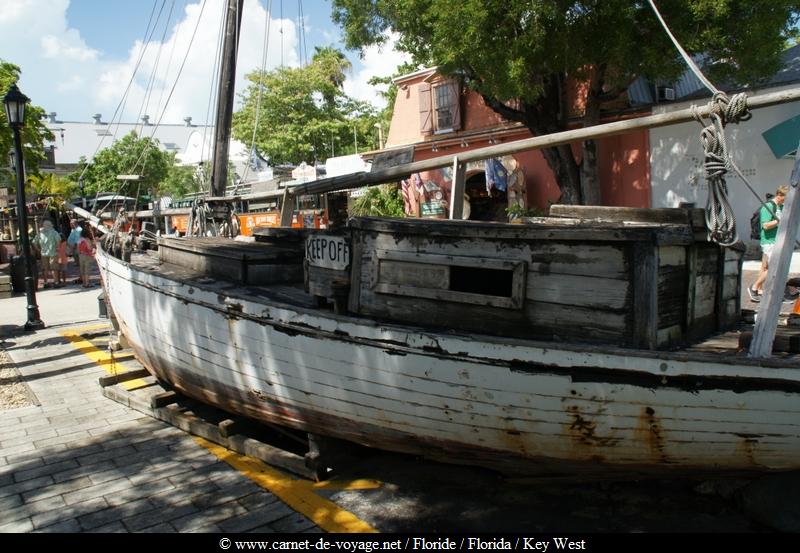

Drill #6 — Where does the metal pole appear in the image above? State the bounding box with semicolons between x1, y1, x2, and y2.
11;125;44;330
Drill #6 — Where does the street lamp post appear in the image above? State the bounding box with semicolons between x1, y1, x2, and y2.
4;84;44;330
374;122;384;150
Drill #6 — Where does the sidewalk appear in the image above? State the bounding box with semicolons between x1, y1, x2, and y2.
0;285;320;533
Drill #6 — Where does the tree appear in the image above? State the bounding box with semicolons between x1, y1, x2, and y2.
332;0;800;204
71;132;172;201
1;60;54;190
232;47;380;165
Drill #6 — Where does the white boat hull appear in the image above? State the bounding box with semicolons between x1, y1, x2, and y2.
97;247;800;474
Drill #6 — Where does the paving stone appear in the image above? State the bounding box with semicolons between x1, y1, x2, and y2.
0;492;22;510
123;501;198;532
170;501;249;532
21;475;91;503
191;480;262;510
31;497;109;529
238;491;281;512
218;509;278;533
33;430;91;448
3;452;43;467
37;517;82;533
0;474;55;499
79;498;154;531
62;476;131;505
138;522;176;533
87;520;128;533
76;445;137;466
270;512;318;533
1;494;66;524
104;476;176;506
0;517;34;533
13;458;79;483
0;441;37;457
51;459;115;484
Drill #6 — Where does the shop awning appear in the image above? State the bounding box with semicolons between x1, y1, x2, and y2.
762;114;800;159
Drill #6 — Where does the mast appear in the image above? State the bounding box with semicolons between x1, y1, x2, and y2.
210;0;244;198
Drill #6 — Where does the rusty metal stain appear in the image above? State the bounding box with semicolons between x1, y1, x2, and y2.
565;404;620;449
635;406;671;464
737;434;762;467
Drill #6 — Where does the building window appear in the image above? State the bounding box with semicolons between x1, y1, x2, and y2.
419;79;461;135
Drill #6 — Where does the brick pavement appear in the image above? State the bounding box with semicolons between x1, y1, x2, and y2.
0;286;320;533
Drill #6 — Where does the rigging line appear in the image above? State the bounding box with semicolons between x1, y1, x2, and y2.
151;0;185;138
298;0;308;66
198;0;228;194
132;0;175;163
77;0;162;182
111;0;168;148
241;0;274;183
646;0;718;95
128;0;210;180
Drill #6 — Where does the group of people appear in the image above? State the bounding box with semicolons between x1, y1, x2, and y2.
31;218;96;289
748;185;797;303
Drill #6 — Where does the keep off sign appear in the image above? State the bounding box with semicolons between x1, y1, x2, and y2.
305;234;350;271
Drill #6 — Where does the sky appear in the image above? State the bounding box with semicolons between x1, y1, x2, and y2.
0;0;411;125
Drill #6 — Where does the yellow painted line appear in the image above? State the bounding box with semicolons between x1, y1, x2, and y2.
194;437;378;533
60;329;149;390
309;478;381;491
70;323;114;333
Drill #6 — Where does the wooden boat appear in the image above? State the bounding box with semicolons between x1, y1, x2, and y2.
95;201;800;475
92;1;800;475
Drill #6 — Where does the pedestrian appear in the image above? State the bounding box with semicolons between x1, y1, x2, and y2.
77;227;96;288
67;218;83;284
32;219;60;289
55;233;69;287
749;185;788;302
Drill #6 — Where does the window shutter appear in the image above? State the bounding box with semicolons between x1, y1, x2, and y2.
419;83;433;135
450;81;462;131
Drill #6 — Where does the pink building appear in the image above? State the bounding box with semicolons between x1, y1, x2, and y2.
382;67;651;219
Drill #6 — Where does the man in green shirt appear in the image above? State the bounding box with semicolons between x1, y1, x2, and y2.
32;219;61;289
749;185;787;302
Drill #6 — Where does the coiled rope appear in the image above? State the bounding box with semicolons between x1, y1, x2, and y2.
692;92;752;246
648;0;754;246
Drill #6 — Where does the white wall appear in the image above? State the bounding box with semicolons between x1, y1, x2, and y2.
650;84;800;248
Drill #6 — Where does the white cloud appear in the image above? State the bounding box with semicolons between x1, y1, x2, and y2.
41;31;99;62
1;0;398;126
343;33;412;111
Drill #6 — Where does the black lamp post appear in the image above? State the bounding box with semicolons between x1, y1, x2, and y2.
4;83;44;330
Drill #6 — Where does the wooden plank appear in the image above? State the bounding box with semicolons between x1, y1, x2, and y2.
550;205;698;226
374;283;518;310
98;368;151;387
632;242;658;349
524;302;628;344
347;233;364;313
529;243;628;279
378;260;449;289
151;391;179;409
751;147;800;357
694;275;717;318
449;157;466;220
527;273;629;310
685;245;697;330
658;246;686;267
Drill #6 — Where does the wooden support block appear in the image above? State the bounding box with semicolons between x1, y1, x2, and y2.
98;368;151;387
0;291;11;299
739;330;800;353
218;418;242;438
0;274;11;284
150;390;179;409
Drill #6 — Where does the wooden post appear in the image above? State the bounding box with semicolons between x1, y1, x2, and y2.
749;144;800;357
632;241;659;349
209;0;244;198
449;156;466;220
279;187;294;227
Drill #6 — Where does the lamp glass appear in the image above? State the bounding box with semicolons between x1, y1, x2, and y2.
3;84;29;126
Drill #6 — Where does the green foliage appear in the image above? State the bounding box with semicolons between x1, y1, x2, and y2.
1;60;54;189
27;173;78;200
232;47;382;165
506;204;545;220
351;184;406;217
332;0;800;202
70;131;172;201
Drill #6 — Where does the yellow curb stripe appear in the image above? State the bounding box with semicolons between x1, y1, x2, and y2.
70;323;114;333
194;437;378;533
309;479;381;491
60;329;149;390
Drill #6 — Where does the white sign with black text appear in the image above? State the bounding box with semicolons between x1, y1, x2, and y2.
305;234;350;271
